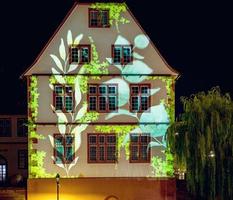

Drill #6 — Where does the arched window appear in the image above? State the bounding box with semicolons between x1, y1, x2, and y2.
0;155;7;183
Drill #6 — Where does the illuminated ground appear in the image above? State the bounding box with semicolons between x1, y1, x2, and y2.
0;181;194;200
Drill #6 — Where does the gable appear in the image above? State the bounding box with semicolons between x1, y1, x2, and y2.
22;2;179;77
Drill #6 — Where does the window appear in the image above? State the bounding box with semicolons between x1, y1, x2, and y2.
88;134;117;163
18;150;28;169
69;45;91;64
88;84;118;112
0;156;7;183
130;134;150;163
54;85;74;112
0;118;11;137
89;9;109;27
17;118;28;137
112;45;133;65
54;134;74;164
130;84;150;112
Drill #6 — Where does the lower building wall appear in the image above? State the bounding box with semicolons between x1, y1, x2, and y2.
28;178;176;200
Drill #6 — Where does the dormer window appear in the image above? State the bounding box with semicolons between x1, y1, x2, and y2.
69;45;90;64
89;9;110;28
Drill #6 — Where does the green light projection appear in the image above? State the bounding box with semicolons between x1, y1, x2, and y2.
28;76;54;178
28;3;175;178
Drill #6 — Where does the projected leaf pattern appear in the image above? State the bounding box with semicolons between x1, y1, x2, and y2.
105;34;170;150
48;30;100;175
47;29;172;177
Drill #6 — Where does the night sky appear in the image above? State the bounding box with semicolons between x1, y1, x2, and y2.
0;0;232;115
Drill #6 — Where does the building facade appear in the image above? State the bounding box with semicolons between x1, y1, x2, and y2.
0;115;27;186
22;2;179;200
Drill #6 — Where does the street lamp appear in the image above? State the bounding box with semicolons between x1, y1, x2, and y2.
56;173;60;200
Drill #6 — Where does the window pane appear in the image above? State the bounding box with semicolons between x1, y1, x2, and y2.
141;86;149;94
89;86;97;94
18;150;28;169
55;86;63;95
55;136;63;145
66;135;73;145
101;11;108;26
108;86;116;94
131;96;139;111
66;147;73;162
131;146;139;161
90;11;98;26
17;118;28;137
81;47;89;63
89;135;97;144
55;96;63;110
99;135;105;144
123;46;131;64
89;96;97;111
109;96;117;111
0;118;12;137
141;135;149;143
141;96;149;111
99;85;107;94
90;146;97;161
107;146;116;161
65;96;73;112
99;146;105;161
71;47;79;63
56;146;64;164
65;86;73;94
140;145;149;161
99;96;106;111
131;134;139;143
107;135;116;144
131;86;139;94
0;164;7;182
113;47;121;64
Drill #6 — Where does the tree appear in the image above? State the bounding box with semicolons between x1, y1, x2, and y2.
167;87;233;199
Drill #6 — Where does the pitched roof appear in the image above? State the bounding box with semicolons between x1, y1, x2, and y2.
21;1;179;78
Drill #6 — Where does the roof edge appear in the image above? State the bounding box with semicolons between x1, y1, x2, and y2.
20;2;78;79
21;1;180;78
126;6;180;76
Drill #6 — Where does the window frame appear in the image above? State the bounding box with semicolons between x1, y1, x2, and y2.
88;8;110;28
0;118;12;137
130;84;151;113
18;149;28;169
69;44;91;64
87;133;117;163
0;155;7;183
129;133;151;163
87;84;118;113
112;45;133;65
54;134;75;164
53;84;75;113
17;118;28;137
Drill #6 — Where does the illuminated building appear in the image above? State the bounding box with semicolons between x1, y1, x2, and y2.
22;1;179;199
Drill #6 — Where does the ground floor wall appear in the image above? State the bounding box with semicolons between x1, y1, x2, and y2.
28;177;176;200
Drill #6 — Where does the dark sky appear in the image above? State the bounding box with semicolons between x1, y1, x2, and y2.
0;0;232;115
